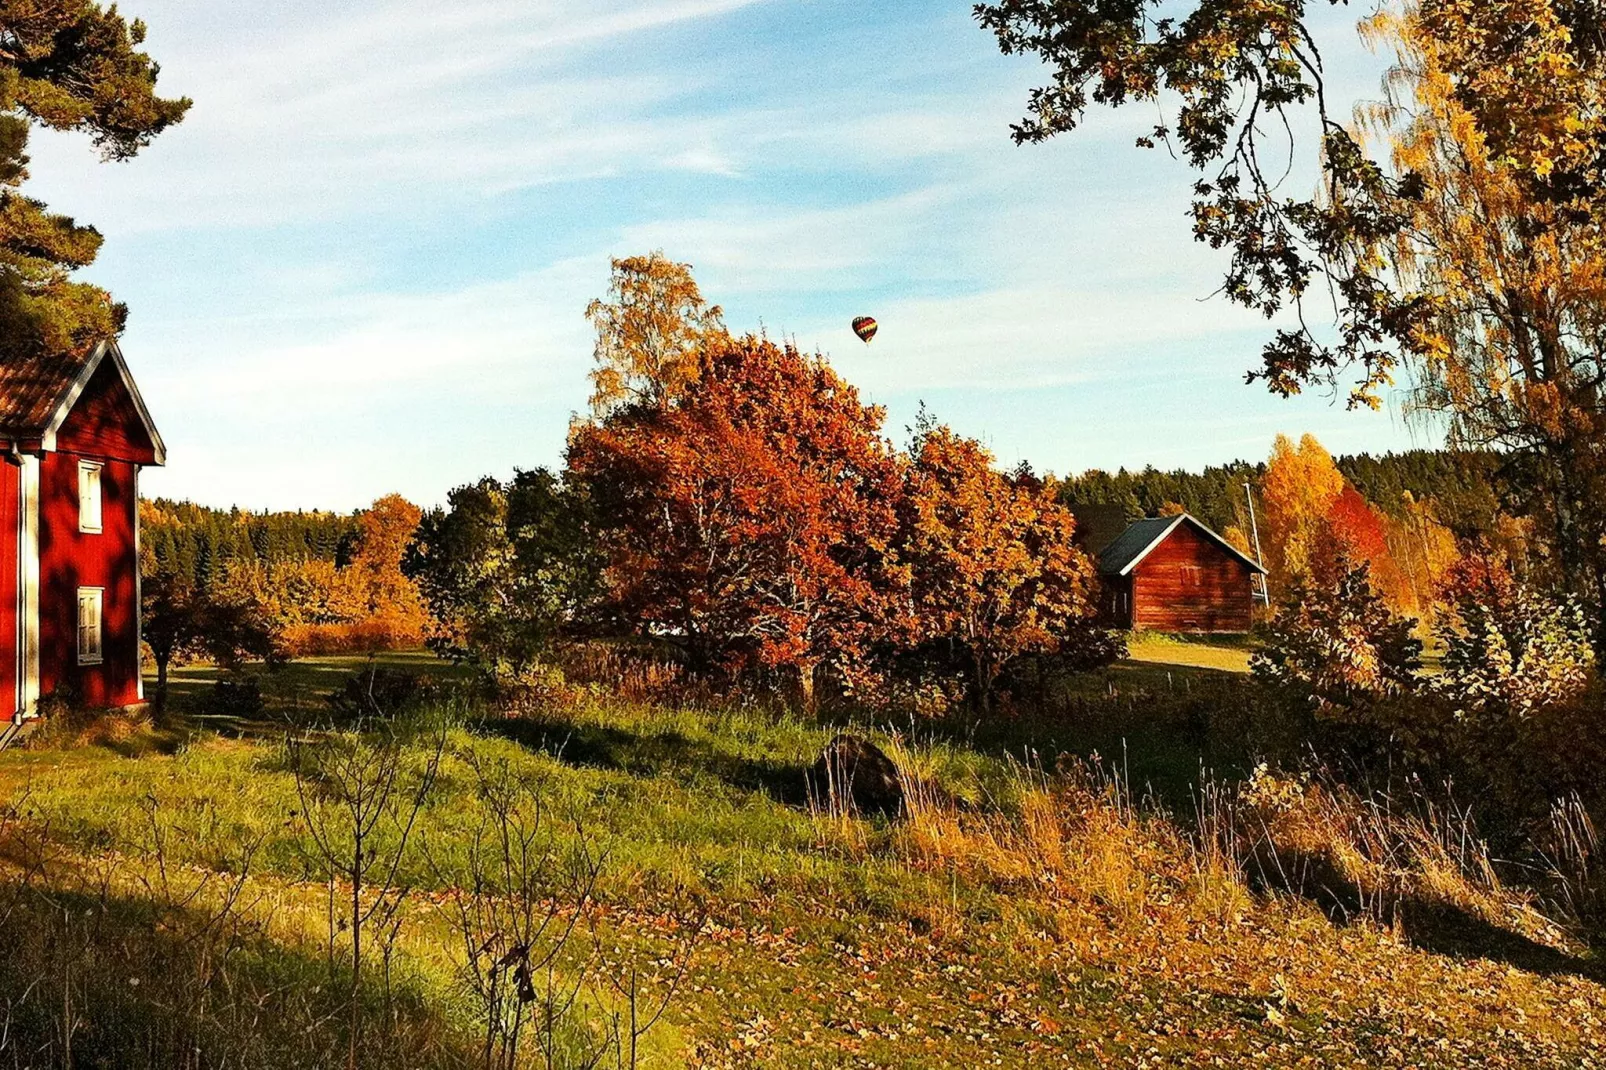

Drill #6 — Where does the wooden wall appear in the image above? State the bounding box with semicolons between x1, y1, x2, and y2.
53;359;159;465
37;451;142;708
1130;523;1254;633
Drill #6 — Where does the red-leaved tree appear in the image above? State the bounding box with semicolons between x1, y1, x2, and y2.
1320;485;1411;609
567;335;907;707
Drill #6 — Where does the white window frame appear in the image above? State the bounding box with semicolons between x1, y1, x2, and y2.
78;461;103;534
77;587;104;666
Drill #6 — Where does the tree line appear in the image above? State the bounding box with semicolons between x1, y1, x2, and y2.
1059;448;1506;544
141;500;359;587
141;495;431;659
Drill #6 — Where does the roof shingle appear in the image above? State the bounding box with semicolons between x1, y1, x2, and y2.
0;349;95;435
1097;516;1182;575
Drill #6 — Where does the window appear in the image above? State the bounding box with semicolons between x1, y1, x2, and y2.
78;461;102;533
77;587;103;666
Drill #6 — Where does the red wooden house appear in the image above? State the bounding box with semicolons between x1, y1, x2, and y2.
0;341;165;719
1093;514;1265;633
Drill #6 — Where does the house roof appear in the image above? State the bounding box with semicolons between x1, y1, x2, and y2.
1096;513;1266;576
0;340;165;464
0;349;93;435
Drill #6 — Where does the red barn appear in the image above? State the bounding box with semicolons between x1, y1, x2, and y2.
0;341;165;721
1094;514;1265;633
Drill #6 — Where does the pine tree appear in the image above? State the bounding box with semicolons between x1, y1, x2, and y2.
0;1;189;364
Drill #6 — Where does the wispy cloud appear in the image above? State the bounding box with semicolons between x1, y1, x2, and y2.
30;0;774;230
145;258;597;405
33;0;1421;510
136;255;602;509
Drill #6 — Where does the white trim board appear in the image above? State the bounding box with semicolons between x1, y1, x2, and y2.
134;467;143;702
16;456;39;719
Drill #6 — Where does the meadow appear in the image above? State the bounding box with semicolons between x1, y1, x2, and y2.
0;647;1598;1068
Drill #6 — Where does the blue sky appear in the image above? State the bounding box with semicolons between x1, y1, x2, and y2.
29;0;1439;511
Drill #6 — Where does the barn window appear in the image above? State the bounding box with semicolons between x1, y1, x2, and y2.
78;461;102;533
77;587;104;666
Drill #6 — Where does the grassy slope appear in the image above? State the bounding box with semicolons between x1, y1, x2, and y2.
0;651;1601;1067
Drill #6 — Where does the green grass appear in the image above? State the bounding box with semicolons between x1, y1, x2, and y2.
1126;632;1254;673
0;652;1600;1067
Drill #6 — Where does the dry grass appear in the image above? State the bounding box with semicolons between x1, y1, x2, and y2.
18;702;169;753
810;738;1583;962
786;738;1604;1065
1228;767;1570;946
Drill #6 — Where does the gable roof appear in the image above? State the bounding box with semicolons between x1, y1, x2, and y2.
1096;513;1265;576
0;340;165;464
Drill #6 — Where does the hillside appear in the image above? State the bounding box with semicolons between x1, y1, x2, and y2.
0;653;1597;1068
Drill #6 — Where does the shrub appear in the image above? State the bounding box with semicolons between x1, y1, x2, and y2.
325;668;434;723
281;618;423;657
1400;560;1606;822
1250;560;1422;739
553;641;694;704
492;662;588;718
1434;562;1595;723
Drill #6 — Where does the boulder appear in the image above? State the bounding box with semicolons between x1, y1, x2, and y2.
811;734;903;817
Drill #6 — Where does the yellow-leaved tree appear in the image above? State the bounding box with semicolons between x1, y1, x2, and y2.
1357;4;1606;641
584;252;726;415
1259;434;1345;590
1383;491;1461;622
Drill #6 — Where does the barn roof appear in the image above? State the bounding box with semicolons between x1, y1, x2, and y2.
0;340;164;463
1096;514;1265;577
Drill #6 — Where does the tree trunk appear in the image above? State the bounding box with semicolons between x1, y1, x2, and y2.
798;660;817;714
155;653;171;715
973;650;994;716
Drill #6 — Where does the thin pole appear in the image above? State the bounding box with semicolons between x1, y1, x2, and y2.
1243;480;1271;605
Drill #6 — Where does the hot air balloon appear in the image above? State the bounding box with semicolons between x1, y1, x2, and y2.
851;316;878;344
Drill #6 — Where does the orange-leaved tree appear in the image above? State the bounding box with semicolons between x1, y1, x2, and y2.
1260;433;1412;611
901;423;1107;711
568;335;906;708
339;494;432;646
